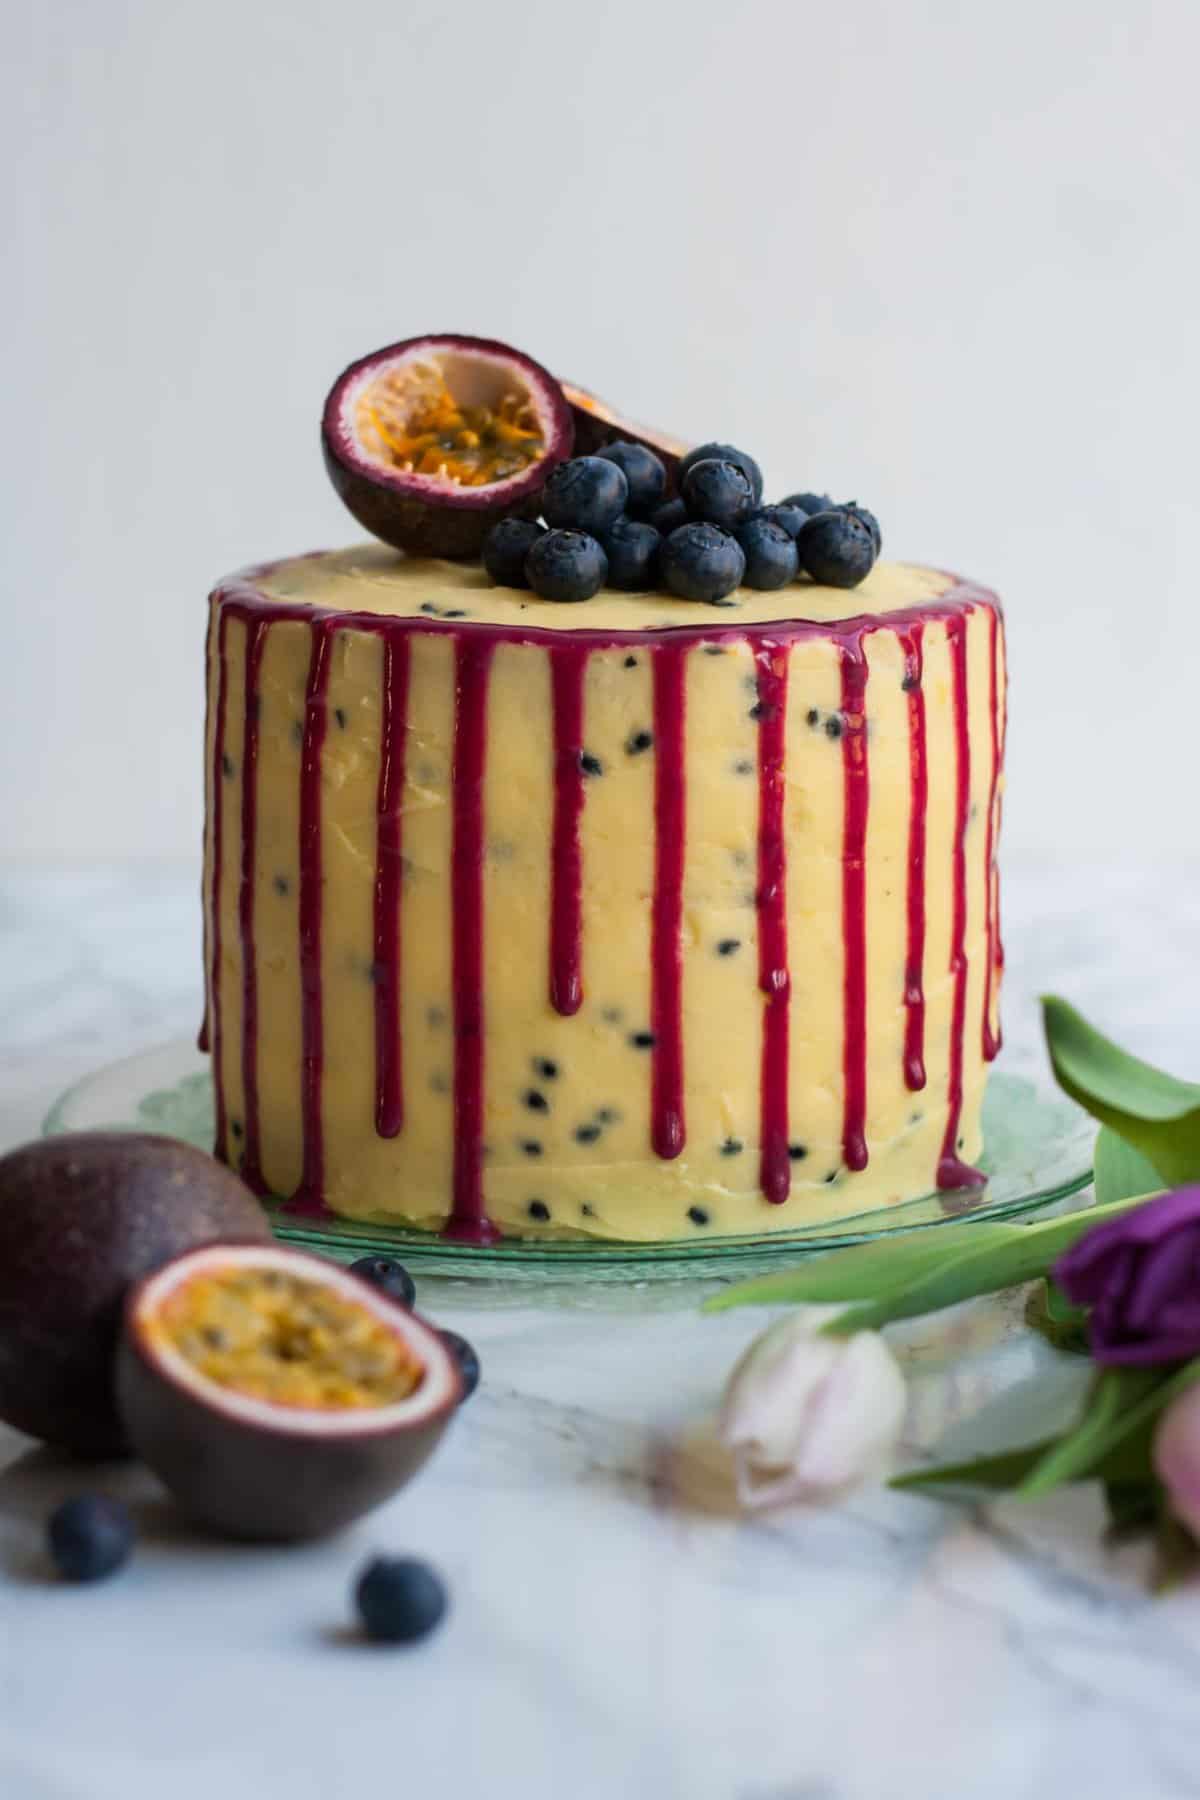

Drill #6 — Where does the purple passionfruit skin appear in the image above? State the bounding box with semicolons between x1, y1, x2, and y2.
559;380;688;493
321;333;574;559
0;1133;271;1456
116;1242;462;1541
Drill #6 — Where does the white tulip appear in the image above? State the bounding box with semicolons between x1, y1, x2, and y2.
717;1314;908;1510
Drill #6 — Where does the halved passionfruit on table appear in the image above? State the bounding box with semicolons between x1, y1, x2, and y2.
559;380;688;488
322;333;573;558
116;1242;461;1540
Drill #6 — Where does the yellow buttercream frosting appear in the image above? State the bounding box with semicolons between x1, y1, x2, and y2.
202;545;1005;1242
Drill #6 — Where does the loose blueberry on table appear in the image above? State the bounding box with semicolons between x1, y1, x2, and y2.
355;1555;449;1645
47;1495;136;1584
440;1329;481;1400
349;1254;416;1308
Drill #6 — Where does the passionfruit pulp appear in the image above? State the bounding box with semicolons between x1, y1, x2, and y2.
117;1242;461;1540
322;333;573;558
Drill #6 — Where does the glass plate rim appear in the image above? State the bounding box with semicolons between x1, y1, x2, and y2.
43;1039;1094;1276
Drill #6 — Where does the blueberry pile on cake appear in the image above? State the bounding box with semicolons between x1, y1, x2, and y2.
201;334;1005;1243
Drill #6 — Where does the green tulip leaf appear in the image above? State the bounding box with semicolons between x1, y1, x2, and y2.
1093;1125;1164;1208
704;1193;1147;1324
702;1218;1014;1314
892;1442;1055;1495
1017;1360;1200;1499
1043;996;1200;1187
1025;1278;1090;1355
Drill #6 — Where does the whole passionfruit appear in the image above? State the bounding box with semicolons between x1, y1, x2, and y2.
560;380;687;490
0;1133;271;1456
322;334;573;559
117;1242;461;1540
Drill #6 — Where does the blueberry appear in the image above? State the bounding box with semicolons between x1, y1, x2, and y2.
661;522;746;604
751;502;807;541
47;1495;134;1584
350;1255;416;1307
796;509;877;588
542;456;628;535
602;518;661;591
681;458;755;529
355;1556;448;1645
648;496;688;537
481;517;545;588
781;490;834;516
440;1329;481;1400
525;530;608;602
595;442;667;516
735;517;799;590
678;442;763;503
842;502;882;552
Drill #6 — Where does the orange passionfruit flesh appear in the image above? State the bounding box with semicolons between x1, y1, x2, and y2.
357;357;545;490
146;1263;424;1410
322;333;575;557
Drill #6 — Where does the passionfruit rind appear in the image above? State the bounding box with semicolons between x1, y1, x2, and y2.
322;334;573;559
0;1132;271;1456
560;380;687;488
117;1243;461;1541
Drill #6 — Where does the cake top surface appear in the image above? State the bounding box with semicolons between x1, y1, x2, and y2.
232;545;967;636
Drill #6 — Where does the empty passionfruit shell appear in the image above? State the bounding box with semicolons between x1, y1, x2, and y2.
116;1243;461;1541
560;380;687;490
322;333;573;558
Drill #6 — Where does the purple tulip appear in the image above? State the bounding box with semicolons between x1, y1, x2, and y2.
1054;1186;1200;1365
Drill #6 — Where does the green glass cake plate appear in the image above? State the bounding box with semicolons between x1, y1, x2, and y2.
43;1038;1093;1283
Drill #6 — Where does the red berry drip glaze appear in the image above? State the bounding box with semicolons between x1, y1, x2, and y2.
445;637;500;1244
900;625;928;1092
237;618;269;1195
840;637;871;1174
938;614;986;1191
548;646;588;1017
650;645;688;1161
208;566;1001;1229
374;632;411;1138
208;608;231;1160
287;617;336;1218
981;604;1003;1062
755;645;791;1203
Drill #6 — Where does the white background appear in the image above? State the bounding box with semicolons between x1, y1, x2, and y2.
3;0;1197;860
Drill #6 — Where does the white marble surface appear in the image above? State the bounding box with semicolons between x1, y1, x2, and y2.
2;857;1200;1800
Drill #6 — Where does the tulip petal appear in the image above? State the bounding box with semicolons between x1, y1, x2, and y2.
1154;1381;1200;1538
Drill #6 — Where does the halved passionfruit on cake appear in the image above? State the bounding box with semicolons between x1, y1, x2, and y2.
560;379;687;488
321;333;574;558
